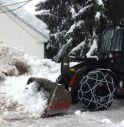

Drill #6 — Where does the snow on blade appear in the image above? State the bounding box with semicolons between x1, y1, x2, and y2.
0;45;60;119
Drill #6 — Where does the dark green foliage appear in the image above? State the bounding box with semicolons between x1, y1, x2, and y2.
96;0;124;33
54;0;98;61
103;0;124;24
36;0;124;61
36;0;73;32
36;0;74;59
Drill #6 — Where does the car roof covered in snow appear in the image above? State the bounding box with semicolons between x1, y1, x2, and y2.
0;0;49;39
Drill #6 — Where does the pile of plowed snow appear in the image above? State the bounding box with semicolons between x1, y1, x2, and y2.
0;45;60;119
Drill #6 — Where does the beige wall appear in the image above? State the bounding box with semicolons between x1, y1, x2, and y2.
0;9;47;58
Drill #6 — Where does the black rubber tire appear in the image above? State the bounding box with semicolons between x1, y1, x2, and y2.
77;70;116;111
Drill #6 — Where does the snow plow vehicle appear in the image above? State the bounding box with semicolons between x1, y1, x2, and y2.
26;25;124;117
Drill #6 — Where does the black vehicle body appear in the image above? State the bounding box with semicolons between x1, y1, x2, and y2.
59;25;124;106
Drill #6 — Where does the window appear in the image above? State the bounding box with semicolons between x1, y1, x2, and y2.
100;27;123;53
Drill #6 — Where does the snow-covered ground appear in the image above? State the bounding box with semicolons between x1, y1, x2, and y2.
0;45;124;127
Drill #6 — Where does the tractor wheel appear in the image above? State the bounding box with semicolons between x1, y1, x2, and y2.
78;70;116;111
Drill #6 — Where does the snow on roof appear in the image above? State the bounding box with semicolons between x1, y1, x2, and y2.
0;0;49;39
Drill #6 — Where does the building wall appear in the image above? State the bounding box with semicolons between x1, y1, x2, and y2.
0;9;46;58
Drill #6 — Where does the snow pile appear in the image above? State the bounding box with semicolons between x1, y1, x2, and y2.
100;119;124;127
24;56;60;82
100;118;112;124
74;110;82;116
0;45;29;77
1;76;49;118
0;45;60;119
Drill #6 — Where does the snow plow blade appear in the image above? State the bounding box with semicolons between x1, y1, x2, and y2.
26;77;72;118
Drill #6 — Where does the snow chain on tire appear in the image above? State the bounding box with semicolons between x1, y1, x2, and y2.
78;70;116;111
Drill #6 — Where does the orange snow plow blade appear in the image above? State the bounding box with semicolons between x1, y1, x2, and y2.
26;77;72;118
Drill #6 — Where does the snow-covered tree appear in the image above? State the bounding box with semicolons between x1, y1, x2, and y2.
36;0;73;58
102;0;124;24
95;0;124;33
36;0;101;61
54;0;99;62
